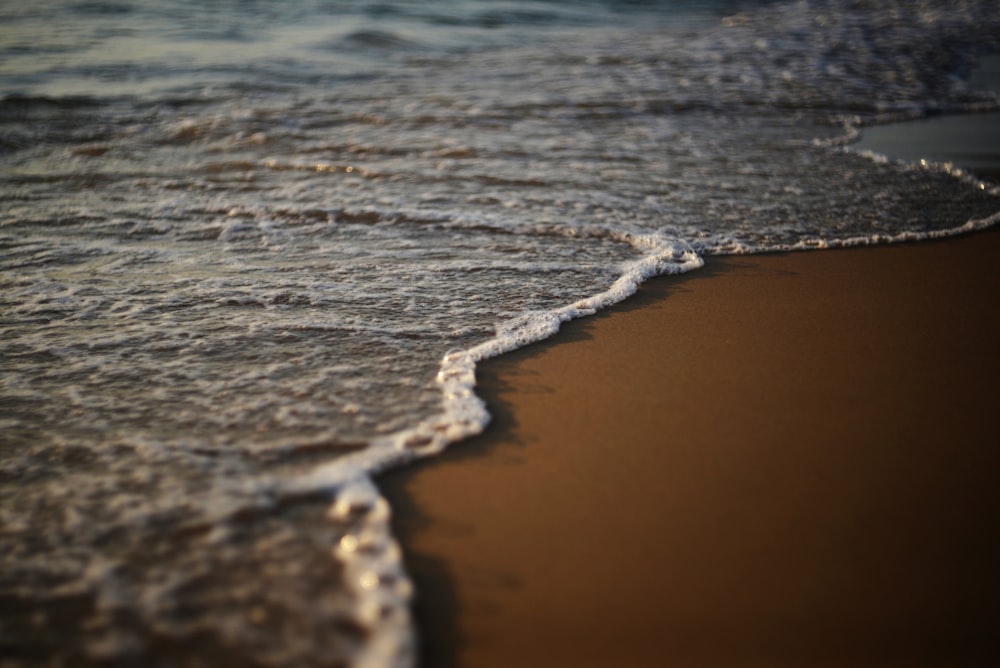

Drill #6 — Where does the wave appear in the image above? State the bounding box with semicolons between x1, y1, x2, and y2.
2;1;1000;666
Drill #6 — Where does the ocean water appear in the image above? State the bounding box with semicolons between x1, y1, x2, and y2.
2;1;998;666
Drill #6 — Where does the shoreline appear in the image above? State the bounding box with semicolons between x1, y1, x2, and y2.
853;110;1000;183
378;55;1000;668
380;228;1000;667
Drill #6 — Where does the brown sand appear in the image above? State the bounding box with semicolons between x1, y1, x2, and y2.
380;58;1000;668
380;229;1000;668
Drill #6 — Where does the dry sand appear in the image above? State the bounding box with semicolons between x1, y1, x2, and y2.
380;227;1000;668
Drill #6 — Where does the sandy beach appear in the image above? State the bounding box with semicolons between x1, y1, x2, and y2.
378;60;1000;667
5;5;1000;667
381;227;1000;668
378;56;1000;668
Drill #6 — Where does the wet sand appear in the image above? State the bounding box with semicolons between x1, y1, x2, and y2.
854;111;1000;181
380;228;1000;668
852;54;1000;182
379;62;1000;667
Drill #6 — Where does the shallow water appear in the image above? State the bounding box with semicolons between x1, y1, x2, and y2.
2;1;999;666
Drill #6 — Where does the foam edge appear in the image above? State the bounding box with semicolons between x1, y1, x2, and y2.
280;232;703;668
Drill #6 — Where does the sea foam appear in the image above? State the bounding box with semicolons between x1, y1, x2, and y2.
2;1;999;666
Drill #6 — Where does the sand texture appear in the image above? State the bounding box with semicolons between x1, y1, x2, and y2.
381;229;1000;668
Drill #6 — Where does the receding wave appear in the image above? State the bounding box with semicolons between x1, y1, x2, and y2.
1;1;999;666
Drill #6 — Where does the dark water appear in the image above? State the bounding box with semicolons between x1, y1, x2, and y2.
2;1;999;666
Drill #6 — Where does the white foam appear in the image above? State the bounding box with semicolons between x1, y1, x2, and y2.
5;1;1000;665
280;232;702;667
288;230;701;493
326;477;415;668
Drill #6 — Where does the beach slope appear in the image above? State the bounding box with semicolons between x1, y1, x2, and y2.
381;229;1000;668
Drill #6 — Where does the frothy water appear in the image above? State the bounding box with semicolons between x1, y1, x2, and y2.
2;1;999;666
